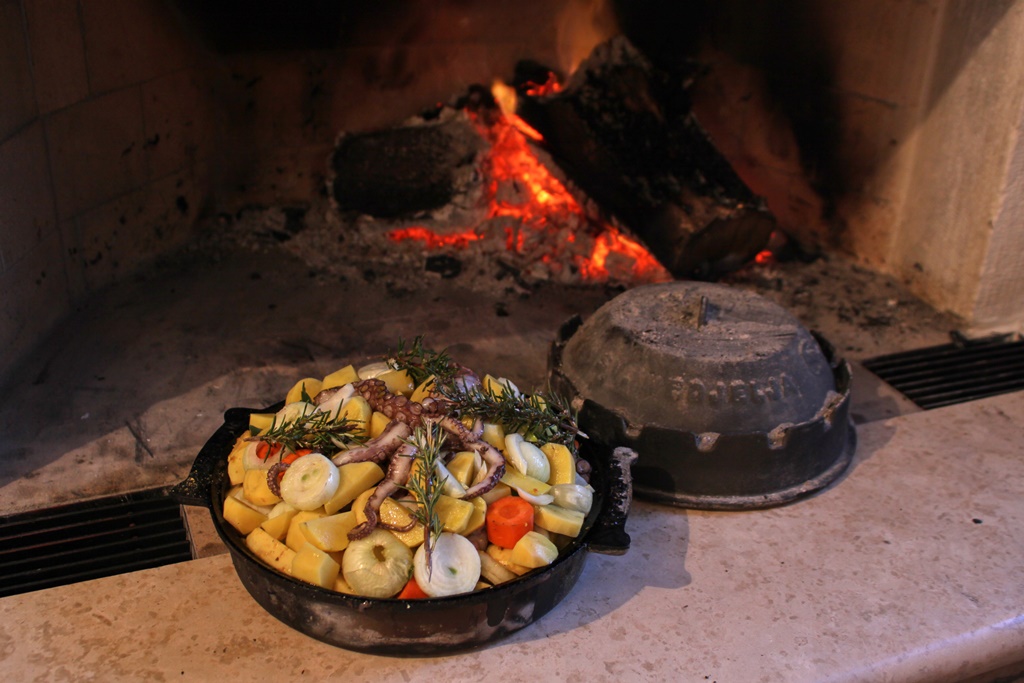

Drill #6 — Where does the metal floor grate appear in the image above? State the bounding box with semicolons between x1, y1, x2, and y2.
0;487;193;599
862;333;1024;410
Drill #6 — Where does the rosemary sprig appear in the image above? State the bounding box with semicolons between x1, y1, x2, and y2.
402;423;447;578
385;336;459;388
438;382;584;453
386;336;584;453
248;410;364;456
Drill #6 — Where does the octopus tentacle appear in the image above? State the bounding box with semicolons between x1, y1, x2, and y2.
340;376;504;526
380;515;417;534
266;461;289;498
353;379;444;424
312;385;345;405
330;420;410;466
348;442;417;540
443;416;484;451
432;415;505;499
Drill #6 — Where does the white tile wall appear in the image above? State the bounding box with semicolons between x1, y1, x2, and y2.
0;0;216;386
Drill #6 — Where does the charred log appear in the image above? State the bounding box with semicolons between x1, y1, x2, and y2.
330;111;485;218
515;36;775;280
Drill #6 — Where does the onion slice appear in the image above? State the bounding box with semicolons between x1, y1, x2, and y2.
513;487;555;506
413;533;481;597
503;433;530;476
279;452;340;510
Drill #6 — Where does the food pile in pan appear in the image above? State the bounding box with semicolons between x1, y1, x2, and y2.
221;338;594;599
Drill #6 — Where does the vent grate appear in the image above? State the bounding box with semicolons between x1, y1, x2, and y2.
862;333;1024;410
0;487;193;598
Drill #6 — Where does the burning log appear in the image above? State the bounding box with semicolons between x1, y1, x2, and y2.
514;36;776;280
325;87;671;288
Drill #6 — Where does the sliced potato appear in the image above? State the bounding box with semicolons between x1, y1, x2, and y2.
409;376;435;403
243;468;282;507
333;574;356;594
446;451;479;488
223;496;267;535
378;499;425;548
369;411;391;439
480;481;512;505
482;375;519;397
478;549;517;585
377;368;414;396
248;413;275;434
292;542;341;589
321;365;359;390
533;504;586;538
435;495;475;534
324;461;385;515
510;530;558;568
227;439;247;486
485;544;530;576
246;527;295;575
481;423;505;452
300;511;359;552
463;496;487;536
259;503;298;540
500;469;551;497
350;491;425;548
286;510;326;552
540;442;575;486
339;396;372;438
350;487;375;525
286;377;323;405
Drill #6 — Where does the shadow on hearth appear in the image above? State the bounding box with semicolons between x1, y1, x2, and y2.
0;247;616;515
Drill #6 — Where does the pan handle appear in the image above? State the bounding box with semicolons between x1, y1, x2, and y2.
169;407;255;508
586;446;637;556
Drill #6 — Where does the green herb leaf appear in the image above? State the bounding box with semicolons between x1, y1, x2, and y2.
249;410;365;456
387;337;583;453
385;336;458;388
401;423;447;578
436;382;583;454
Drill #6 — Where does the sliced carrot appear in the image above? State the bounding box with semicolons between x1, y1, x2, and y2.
273;448;314;484
255;442;284;461
397;577;430;600
486;495;534;549
282;448;312;465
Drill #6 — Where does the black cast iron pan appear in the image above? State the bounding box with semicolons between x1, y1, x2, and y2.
171;404;634;656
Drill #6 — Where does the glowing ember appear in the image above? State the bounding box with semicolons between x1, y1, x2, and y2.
388;226;483;250
386;79;670;285
523;73;563;97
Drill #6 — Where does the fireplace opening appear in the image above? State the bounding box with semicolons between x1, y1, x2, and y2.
5;0;1024;388
2;0;1023;513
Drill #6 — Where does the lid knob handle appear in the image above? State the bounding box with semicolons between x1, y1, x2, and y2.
678;293;709;329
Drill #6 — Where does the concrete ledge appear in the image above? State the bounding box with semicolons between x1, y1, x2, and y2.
2;392;1022;682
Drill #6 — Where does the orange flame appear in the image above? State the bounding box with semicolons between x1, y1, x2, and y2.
386;79;669;284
